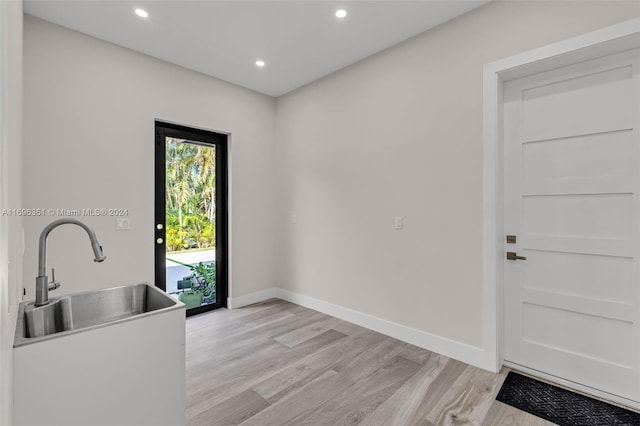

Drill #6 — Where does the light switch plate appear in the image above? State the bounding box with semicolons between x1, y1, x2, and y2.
394;216;403;230
116;218;130;231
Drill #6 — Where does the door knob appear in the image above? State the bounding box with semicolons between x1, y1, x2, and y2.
506;251;526;261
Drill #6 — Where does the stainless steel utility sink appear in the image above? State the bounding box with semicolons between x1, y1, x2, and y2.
14;283;183;347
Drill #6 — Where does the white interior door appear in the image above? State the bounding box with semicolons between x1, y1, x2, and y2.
503;48;640;402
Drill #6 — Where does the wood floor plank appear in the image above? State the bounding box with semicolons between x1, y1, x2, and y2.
377;356;468;424
234;300;294;324
398;343;438;365
331;319;371;336
189;388;270;426
426;365;508;425
293;356;421;425
187;299;284;332
332;333;409;383
482;401;555;426
187;309;327;369
188;305;314;344
187;329;347;418
240;370;355;426
186;312;295;368
273;317;342;348
187;338;287;396
362;351;449;426
252;333;369;403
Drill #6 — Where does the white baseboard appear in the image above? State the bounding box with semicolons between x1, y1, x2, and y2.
227;288;278;309
227;287;495;371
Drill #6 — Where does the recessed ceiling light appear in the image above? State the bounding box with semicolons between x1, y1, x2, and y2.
335;9;347;18
134;8;149;18
255;60;265;68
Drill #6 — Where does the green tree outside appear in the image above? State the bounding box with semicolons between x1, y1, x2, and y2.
165;138;216;253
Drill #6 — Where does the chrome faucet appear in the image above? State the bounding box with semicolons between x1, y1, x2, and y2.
35;219;106;307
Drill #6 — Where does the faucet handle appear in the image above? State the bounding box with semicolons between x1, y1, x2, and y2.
48;268;60;291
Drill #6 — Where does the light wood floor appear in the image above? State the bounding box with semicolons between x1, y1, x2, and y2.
186;299;553;426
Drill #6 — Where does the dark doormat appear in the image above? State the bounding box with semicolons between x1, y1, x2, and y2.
496;371;640;425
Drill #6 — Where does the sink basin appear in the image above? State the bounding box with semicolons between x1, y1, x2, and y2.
14;283;183;347
23;297;73;338
24;297;73;337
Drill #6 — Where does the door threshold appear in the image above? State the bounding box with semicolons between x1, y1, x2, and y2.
503;361;640;413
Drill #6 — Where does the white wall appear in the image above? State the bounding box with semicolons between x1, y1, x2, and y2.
23;16;277;302
0;0;23;423
276;0;640;352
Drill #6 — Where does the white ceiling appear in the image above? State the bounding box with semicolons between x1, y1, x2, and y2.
24;0;489;97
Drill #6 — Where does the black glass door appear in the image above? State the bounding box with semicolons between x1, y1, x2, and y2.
155;121;227;316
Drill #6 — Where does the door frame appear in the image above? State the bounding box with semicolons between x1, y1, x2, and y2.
154;120;229;316
482;17;640;404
